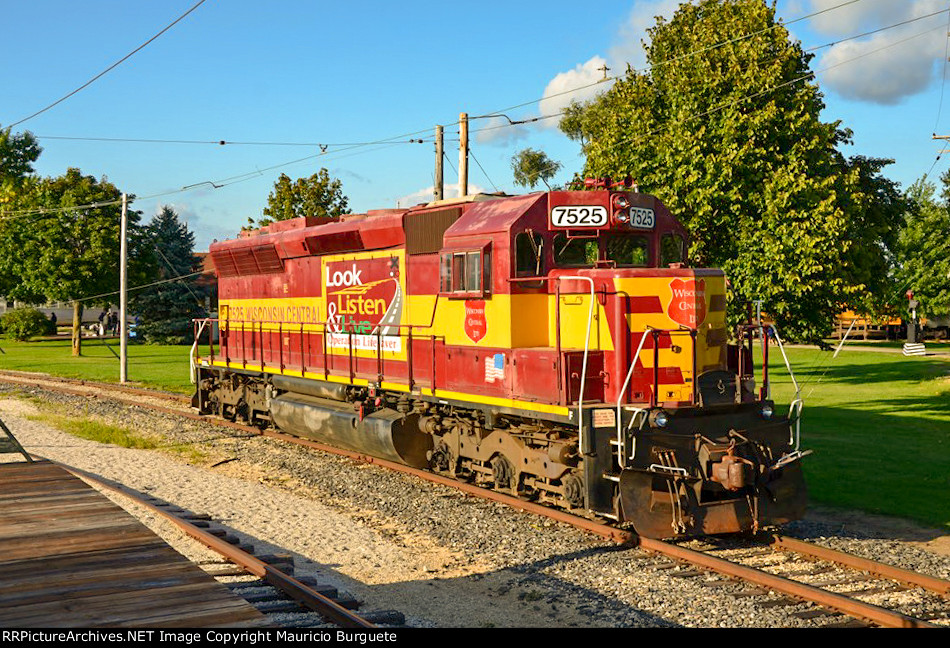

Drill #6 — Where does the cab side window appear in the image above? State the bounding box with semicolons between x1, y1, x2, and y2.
440;246;492;296
514;232;544;277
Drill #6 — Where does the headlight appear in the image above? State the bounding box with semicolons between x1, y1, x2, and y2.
651;410;669;427
761;404;774;419
613;195;630;209
614;209;629;224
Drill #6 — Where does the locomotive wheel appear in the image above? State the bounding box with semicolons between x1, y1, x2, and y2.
429;443;454;474
492;455;516;491
562;473;585;508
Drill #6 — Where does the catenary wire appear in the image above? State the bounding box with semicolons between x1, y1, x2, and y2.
934;2;950;132
0;1;924;221
486;16;950;181
7;0;209;128
21;1;867;153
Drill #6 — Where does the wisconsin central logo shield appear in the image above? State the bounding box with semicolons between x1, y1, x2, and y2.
464;299;487;343
667;278;707;327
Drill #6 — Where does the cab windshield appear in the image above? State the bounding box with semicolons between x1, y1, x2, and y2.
553;232;651;268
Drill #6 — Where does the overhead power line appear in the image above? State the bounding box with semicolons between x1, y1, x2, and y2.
33;135;432;147
0;0;913;218
0;199;126;221
469;3;950;141
6;13;941;221
73;271;204;305
29;1;869;152
933;5;950;132
461;0;870;130
7;0;209;128
501;17;950;182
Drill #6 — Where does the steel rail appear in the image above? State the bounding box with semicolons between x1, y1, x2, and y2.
255;429;944;628
633;536;939;628
0;370;189;404
770;534;950;597
5;376;946;628
43;458;376;629
253;431;943;628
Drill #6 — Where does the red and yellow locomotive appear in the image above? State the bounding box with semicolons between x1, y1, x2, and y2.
192;181;807;538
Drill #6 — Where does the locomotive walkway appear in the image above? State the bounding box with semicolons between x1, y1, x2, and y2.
0;459;265;628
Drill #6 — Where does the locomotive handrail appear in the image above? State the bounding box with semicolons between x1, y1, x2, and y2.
190;319;209;385
615;327;653;469
768;324;802;451
736;322;803;452
788;398;803;452
614;326;700;469
192;316;448;395
554;275;595;454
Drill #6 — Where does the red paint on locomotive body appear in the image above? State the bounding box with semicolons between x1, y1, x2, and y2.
208;189;714;411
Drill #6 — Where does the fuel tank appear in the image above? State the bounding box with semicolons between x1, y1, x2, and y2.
268;392;432;469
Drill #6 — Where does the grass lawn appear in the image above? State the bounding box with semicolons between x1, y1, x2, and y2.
766;346;950;530
0;336;193;394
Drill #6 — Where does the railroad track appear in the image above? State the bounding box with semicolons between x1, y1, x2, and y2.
0;370;190;405
3;373;949;628
45;460;403;629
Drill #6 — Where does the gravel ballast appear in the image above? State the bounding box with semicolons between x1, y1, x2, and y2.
1;384;948;628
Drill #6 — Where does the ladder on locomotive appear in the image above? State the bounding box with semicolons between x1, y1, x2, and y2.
0;415;33;463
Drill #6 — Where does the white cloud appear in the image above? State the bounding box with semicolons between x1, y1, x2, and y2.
474;2;688;145
395;182;488;207
810;0;948;104
532;1;683;132
474;116;533;146
807;0;927;36
609;0;685;71
538;56;615;127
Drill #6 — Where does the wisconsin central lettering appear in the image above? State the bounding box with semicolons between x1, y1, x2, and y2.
229;304;321;324
672;287;703;299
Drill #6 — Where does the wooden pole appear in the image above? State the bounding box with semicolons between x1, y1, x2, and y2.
458;112;468;198
434;125;444;201
119;193;128;383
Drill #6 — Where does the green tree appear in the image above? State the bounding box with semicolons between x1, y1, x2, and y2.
131;206;206;344
511;148;562;190
560;0;902;341
0;125;42;184
0;168;151;355
251;169;350;228
837;156;908;317
0;127;44;295
896;177;950;317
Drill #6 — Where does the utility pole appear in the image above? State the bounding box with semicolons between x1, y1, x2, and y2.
434;125;444;201
458;112;468;198
933;133;950;156
119;193;128;383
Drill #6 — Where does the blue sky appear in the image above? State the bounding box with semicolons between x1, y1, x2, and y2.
3;0;949;250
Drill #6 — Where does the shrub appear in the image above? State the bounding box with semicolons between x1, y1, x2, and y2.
1;308;55;341
138;317;194;345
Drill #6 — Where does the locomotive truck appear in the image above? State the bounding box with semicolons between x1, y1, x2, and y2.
192;180;808;538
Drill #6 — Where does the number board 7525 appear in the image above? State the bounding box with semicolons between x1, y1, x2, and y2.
550;205;608;228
